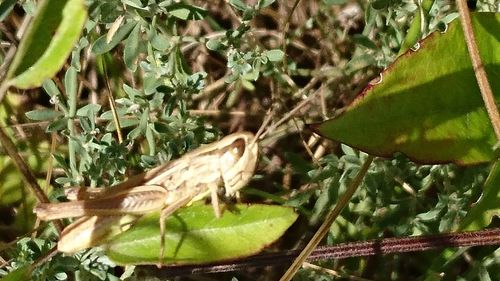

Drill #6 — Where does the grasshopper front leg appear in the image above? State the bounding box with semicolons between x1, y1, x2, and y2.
210;182;222;219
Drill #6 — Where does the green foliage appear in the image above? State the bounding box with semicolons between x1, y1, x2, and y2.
0;265;32;281
0;238;118;281
0;0;499;280
6;0;87;89
281;147;488;236
460;160;500;231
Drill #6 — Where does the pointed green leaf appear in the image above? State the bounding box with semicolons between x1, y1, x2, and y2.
91;21;136;55
167;3;208;20
76;104;101;117
46;117;69;132
124;23;141;71
312;13;500;165
6;0;87;89
459;160;500;231
397;0;435;55
64;66;78;117
106;203;298;265
25;108;63;121
264;49;285;62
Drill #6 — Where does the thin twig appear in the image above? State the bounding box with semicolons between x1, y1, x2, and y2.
189;109;249;116
280;0;301;75
302;262;372;281
146;228;500;277
456;0;500;140
104;64;124;143
33;131;59;238
260;75;323;140
0;127;63;233
44;133;58;193
0;110;260;130
32;245;59;268
279;155;374;281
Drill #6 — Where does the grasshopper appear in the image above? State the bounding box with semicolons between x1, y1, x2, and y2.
34;132;259;264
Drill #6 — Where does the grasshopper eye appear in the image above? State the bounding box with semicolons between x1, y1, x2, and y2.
219;138;245;170
230;139;245;159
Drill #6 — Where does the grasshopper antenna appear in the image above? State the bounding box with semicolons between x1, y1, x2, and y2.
250;108;274;147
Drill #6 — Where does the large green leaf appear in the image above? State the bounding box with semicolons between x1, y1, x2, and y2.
312;13;500;165
6;0;87;89
106;203;298;265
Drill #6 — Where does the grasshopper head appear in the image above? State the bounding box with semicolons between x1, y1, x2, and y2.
219;132;259;197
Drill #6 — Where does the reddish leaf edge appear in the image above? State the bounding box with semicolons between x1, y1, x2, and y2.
309;14;499;166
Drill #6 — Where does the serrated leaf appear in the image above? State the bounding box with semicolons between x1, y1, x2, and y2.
106;203;297;265
6;0;87;89
25;108;63;121
312;13;500;165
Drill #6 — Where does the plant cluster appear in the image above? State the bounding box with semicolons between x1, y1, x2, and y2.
0;0;498;280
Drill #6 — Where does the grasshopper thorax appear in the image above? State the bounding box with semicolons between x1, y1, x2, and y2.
218;132;259;197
